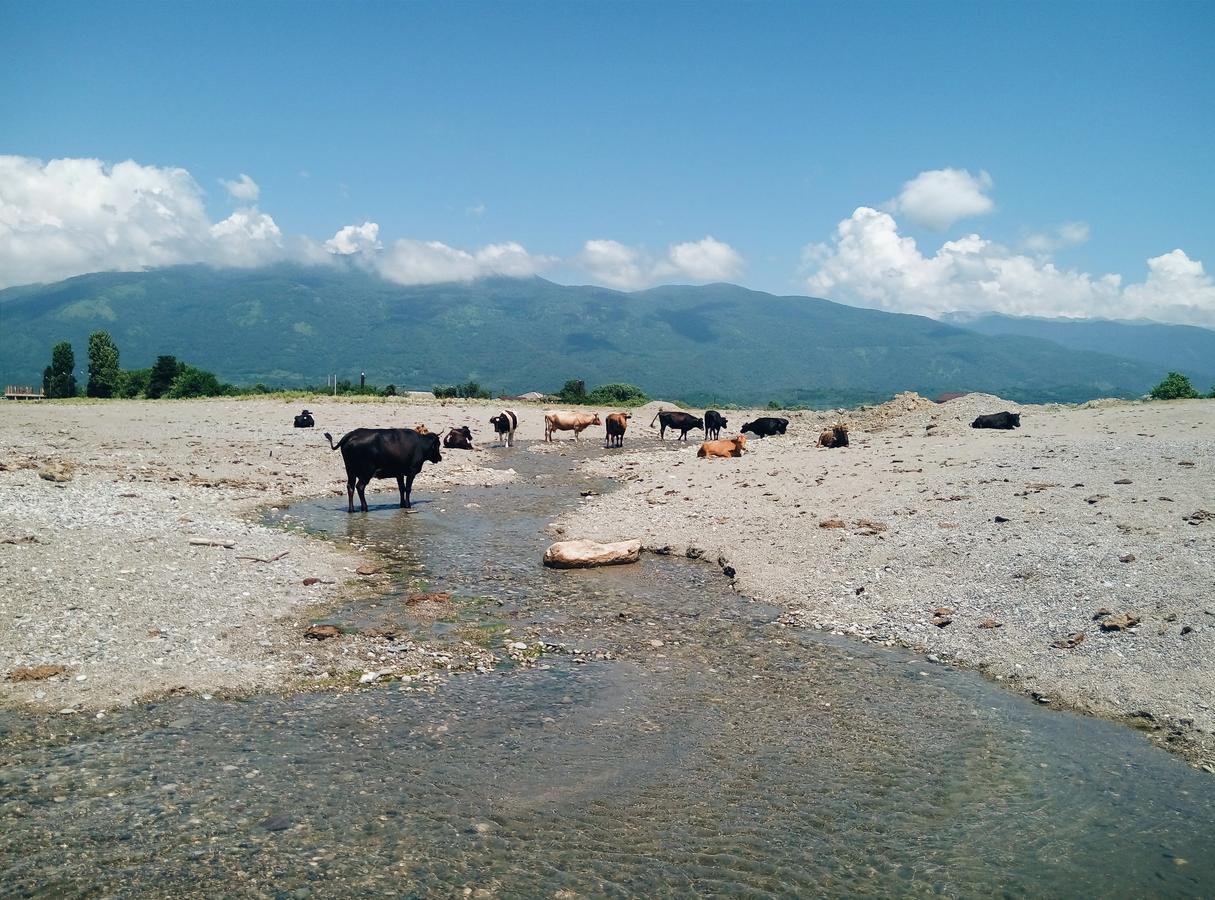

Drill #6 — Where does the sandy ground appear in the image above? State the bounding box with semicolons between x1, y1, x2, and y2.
1;394;1212;768
0;397;518;711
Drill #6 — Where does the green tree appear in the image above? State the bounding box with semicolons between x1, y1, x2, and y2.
167;365;225;398
118;368;150;399
86;331;121;398
42;341;77;398
382;384;397;396
558;379;587;403
1149;371;1200;401
585;383;648;406
148;355;182;399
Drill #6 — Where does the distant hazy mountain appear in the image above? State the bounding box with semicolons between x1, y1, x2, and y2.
0;264;1166;407
946;312;1215;390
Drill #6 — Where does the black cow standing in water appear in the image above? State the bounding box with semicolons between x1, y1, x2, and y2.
324;428;443;512
971;412;1021;430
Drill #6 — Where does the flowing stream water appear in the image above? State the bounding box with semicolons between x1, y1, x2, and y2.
2;444;1214;898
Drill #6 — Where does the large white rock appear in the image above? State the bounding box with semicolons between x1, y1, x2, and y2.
543;538;642;569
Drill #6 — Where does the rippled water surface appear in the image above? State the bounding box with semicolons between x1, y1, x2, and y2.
2;444;1214;898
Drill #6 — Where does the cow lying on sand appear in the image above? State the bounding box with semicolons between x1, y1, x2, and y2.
604;412;631;448
489;410;518;447
818;423;849;448
971;412;1021;429
325;428;442;512
741;417;789;438
652;410;704;442
698;435;747;458
443;426;475;449
294;409;315;428
704;410;728;441
544;411;601;442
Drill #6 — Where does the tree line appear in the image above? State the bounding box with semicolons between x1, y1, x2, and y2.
41;332;233;399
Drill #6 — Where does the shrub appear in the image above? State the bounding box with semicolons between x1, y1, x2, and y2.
557;379;587;403
118;368;150;399
433;381;491;399
1149;371;1200;400
167;365;226;398
585;383;648;406
382;384;397;396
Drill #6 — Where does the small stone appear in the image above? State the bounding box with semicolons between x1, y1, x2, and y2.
649;639;665;648
1092;608;1112;620
1099;613;1141;632
1119;554;1136;563
978;619;1002;629
993;515;1010;523
302;577;321;586
819;519;847;529
304;624;341;640
1181;625;1194;636
1052;632;1086;649
258;815;291;832
356;564;382;576
1113;478;1132;485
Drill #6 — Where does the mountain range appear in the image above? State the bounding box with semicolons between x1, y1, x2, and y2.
1;264;1206;407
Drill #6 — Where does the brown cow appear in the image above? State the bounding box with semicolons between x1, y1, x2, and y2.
544;410;601;442
817;423;849;448
604;412;631;448
413;423;430;435
697;435;747;458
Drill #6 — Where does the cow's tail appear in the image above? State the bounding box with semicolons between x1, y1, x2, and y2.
323;431;347;451
650;410;663;428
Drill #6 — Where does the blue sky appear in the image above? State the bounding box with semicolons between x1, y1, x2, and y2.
2;1;1213;324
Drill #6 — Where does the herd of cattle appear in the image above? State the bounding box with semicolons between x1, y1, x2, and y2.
302;404;1021;512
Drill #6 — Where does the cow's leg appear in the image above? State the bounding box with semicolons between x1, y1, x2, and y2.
397;475;406;507
356;476;370;512
404;472;417;509
346;476;356;513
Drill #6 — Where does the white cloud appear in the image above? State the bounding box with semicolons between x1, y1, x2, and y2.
0;155;291;286
578;236;746;290
0;155;556;289
803;206;1215;327
374;239;553;285
325;221;382;255
220;173;260;202
578;239;647;289
658;236;746;282
1023;220;1091;254
888;168;994;230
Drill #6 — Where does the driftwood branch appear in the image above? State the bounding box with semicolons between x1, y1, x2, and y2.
188;537;237;549
236;550;289;563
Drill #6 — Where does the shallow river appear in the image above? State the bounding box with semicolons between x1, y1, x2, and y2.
2;445;1214;898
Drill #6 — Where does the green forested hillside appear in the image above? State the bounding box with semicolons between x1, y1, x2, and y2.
0;264;1165;406
944;312;1215;390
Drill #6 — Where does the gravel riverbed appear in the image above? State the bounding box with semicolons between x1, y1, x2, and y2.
1;394;1211;770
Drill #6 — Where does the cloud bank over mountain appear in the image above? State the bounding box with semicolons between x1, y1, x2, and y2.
803;205;1215;328
1;155;1210;328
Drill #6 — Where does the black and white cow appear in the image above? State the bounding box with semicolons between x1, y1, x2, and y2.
489;409;519;447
